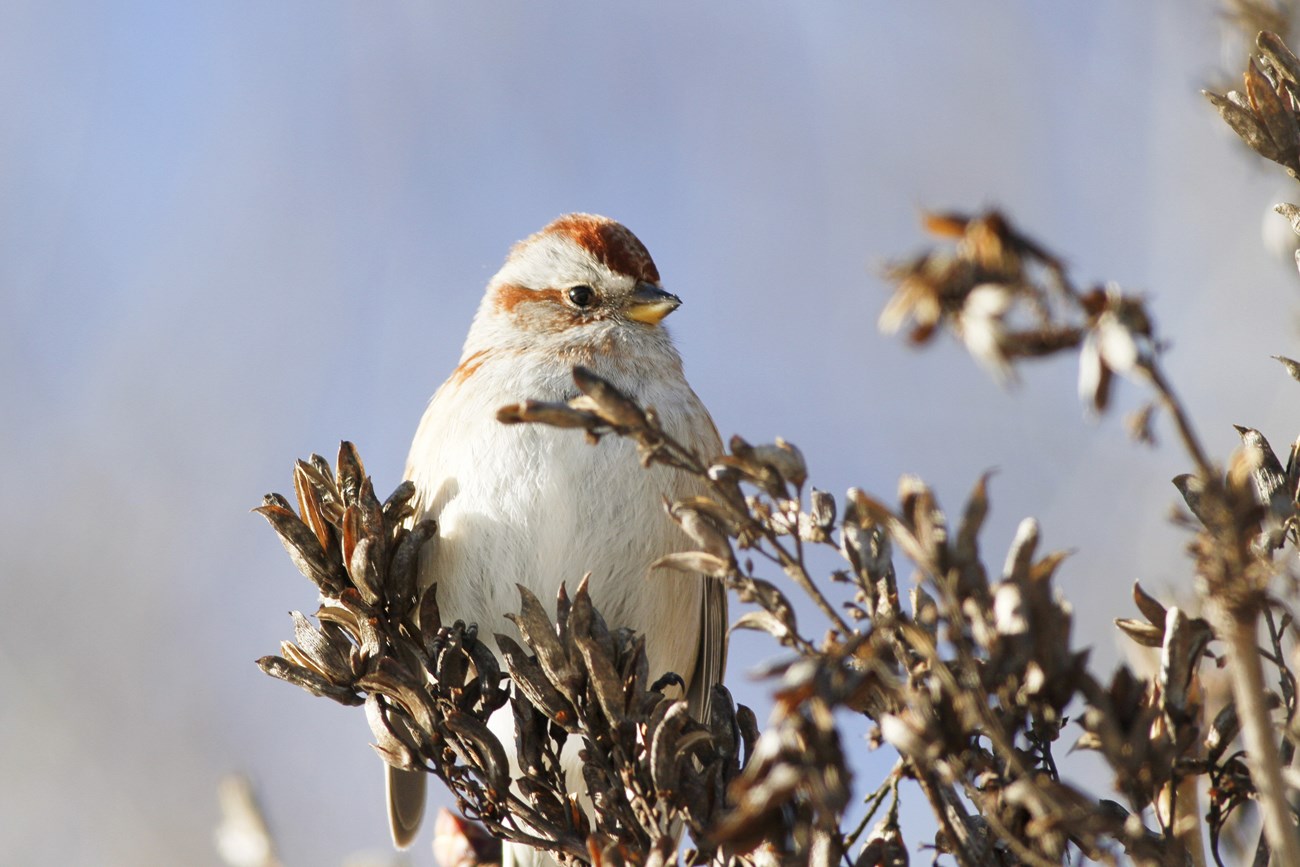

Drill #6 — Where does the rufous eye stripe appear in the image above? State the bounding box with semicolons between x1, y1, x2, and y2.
493;285;564;313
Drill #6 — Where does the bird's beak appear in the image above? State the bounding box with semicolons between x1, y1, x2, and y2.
623;283;682;325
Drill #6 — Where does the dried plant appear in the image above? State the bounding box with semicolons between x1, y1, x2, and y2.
253;30;1300;867
256;443;764;866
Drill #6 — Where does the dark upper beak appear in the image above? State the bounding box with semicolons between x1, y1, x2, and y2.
624;283;682;325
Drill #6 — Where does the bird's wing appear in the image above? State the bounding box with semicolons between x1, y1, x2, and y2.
686;564;729;720
683;406;728;721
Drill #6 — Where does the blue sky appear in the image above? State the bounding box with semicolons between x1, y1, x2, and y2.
3;2;1298;864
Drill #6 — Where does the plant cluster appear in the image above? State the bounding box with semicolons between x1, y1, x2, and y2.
253;27;1300;867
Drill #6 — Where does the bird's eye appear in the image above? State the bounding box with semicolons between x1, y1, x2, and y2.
567;285;596;308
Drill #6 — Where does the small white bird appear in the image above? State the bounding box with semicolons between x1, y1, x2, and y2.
390;214;727;860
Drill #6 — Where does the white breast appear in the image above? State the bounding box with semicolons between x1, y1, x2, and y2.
405;350;709;686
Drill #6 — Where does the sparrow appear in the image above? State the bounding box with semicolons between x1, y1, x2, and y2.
389;214;727;860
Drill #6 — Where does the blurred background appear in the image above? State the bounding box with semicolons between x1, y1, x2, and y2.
4;1;1299;863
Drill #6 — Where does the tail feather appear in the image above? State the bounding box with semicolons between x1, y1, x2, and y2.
386;766;427;848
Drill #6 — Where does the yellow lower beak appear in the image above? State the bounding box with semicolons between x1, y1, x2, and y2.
624;285;682;325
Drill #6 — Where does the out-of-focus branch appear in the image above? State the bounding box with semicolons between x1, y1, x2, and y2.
879;204;1300;865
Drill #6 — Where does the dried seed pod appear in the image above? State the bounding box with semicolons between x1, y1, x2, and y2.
572;366;648;429
955;472;991;564
358;660;437;734
1130;582;1167;626
736;704;759;768
366;693;420;770
708;684;739;762
1002;517;1039;583
348;536;383;606
516;776;569;829
382;480;418;526
506;585;578;697
496;634;579;731
729;610;796;647
1204;89;1284;161
510;692;547;775
254;503;346;594
667;501;734;562
1234;424;1287;507
650;551;730;578
1114;617;1164;649
1260;31;1300;87
356;476;388;561
294;461;334;550
496;400;603;430
299;459;345;525
434;623;470;691
570;584;626;724
1172;474;1212;527
1272;353;1300;382
338;590;382;660
809;489;836;535
1158;607;1212;727
1246;57;1300;165
336;441;366;507
389;520;435;617
290;611;351;682
649;701;690;797
445;711;511;796
1204;701;1241;764
257;655;363;705
747;438;808;490
463;633;507;715
417;583;442;641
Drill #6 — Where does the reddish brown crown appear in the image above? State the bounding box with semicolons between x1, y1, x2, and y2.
539;214;661;285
